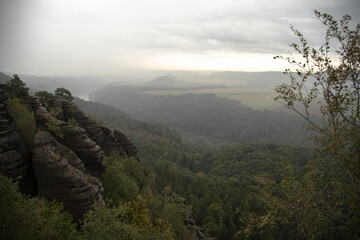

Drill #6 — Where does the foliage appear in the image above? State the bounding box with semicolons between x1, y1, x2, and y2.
101;152;146;204
88;114;102;126
35;90;55;109
242;160;339;239
55;87;73;101
6;74;29;97
68;117;79;127
0;175;81;240
98;152;183;239
123;195;174;239
45;113;64;138
144;146;311;240
7;97;36;145
147;187;197;240
249;11;360;239
274;11;360;183
83;200;174;240
82;203;143;240
203;203;227;237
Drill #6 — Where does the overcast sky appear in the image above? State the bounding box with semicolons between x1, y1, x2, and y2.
0;0;359;76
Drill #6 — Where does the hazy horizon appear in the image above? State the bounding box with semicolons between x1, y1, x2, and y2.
1;0;359;77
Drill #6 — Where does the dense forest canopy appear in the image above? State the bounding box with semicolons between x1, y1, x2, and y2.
74;95;316;239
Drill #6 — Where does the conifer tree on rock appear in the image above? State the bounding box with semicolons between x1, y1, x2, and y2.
55;87;73;102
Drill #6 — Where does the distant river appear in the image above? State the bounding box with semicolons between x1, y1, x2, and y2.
75;94;89;101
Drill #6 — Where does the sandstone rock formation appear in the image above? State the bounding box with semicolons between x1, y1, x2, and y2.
1;80;142;224
101;126;127;157
114;129;138;159
59;125;105;177
31;97;106;177
62;101;131;158
31;96;50;130
32;131;104;221
0;88;29;182
52;99;66;121
63;101;105;145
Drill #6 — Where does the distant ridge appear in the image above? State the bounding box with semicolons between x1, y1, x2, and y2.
148;74;200;87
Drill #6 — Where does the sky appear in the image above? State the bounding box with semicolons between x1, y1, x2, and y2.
0;0;359;76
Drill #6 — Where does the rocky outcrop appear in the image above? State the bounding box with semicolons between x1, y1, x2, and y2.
0;88;29;182
184;213;209;239
32;131;104;221
62;100;137;159
31;97;106;178
59;125;105;177
101;126;127;157
52;99;66;121
63;101;105;145
114;129;138;159
31;96;50;130
1;80;141;223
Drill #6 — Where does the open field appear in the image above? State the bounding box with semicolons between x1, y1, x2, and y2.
144;87;282;110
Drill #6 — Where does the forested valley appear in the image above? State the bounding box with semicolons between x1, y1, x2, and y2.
92;85;310;146
0;76;317;239
74;97;316;239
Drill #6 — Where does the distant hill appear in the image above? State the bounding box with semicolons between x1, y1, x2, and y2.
147;74;200;87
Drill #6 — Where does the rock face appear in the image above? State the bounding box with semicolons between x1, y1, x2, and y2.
63;101;105;145
53;99;66;121
32;131;104;221
62;101;131;158
114;129;138;159
59;125;105;177
32;97;106;177
0;88;29;182
101;126;127;157
31;96;50;130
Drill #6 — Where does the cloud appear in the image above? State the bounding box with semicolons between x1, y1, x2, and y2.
0;0;359;75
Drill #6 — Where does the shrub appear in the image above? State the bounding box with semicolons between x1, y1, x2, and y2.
7;97;36;145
